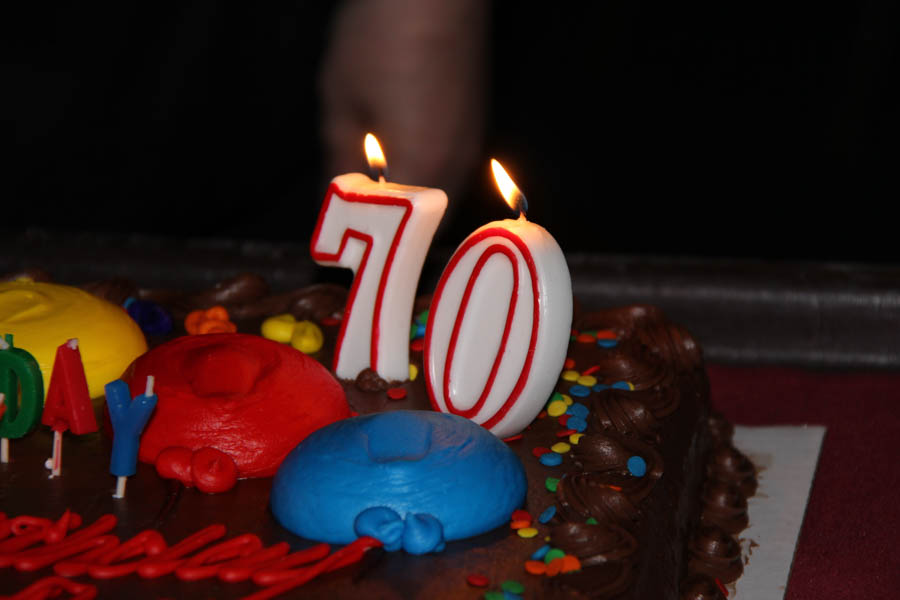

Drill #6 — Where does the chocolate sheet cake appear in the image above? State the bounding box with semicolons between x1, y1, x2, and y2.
0;272;755;599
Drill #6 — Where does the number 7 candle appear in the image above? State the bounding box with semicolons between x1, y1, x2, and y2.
425;160;573;439
311;134;447;382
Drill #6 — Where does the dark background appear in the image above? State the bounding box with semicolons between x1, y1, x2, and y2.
5;2;899;262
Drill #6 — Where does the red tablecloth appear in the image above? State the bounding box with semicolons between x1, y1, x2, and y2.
708;364;900;599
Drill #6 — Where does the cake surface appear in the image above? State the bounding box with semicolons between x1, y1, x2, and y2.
0;272;754;599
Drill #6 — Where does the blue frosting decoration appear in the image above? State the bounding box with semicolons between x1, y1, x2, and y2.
271;410;527;551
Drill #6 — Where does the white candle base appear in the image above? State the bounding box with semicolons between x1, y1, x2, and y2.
46;430;62;477
1;437;8;463
113;476;127;499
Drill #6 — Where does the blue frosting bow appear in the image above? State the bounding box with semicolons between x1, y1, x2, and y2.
354;506;446;555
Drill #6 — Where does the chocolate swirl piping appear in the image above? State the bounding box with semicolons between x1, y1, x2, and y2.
687;525;744;584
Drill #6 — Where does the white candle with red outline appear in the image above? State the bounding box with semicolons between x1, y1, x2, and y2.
425;160;572;439
311;134;448;382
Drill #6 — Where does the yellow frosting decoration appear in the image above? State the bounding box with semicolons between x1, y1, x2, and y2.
0;281;148;399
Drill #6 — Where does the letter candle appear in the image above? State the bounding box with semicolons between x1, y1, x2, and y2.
0;334;44;463
41;339;97;477
311;134;447;382
106;376;158;498
425;160;573;439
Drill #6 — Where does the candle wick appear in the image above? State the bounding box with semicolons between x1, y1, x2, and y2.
378;174;386;185
515;192;529;220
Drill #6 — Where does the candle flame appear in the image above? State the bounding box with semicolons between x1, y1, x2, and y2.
364;133;387;178
491;159;527;217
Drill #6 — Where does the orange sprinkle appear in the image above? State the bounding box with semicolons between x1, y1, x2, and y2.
581;364;601;376
545;557;564;577
561;555;581;573
595;329;617;340
524;561;547;575
563;357;575;370
509;519;531;530
576;333;595;343
503;433;524;443
607;485;623;492
511;509;532;522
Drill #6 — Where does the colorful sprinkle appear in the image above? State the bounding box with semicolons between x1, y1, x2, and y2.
561;555;582;573
503;591;523;600
524;560;547;575
511;509;531;522
545;477;560;492
592;383;610;392
410;338;425;352
557;415;570;427
322;316;341;326
556;428;577;438
510;520;531;530
576;375;597;387
597;339;618;348
561;370;579;382
563;357;575;369
569;433;584;445
568;384;590;398
408;363;418;381
386;387;407;400
576;333;595;343
503;433;523;443
484;592;504;600
561;394;573;406
566;403;589;419
566;416;588;432
545;557;564;576
550;442;571;454
612;381;633;390
543;548;566;564
501;581;525;595
627;455;647;477
539;453;563;467
595;329;616;339
546;400;568;417
538;506;556;523
467;574;490;587
715;578;729;597
517;527;538;538
415;310;429;325
581;364;601;376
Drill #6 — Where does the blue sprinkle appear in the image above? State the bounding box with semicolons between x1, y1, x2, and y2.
415;310;429;325
592;383;610;392
627;455;647;477
568;384;590;398
596;339;618;348
539;452;563;467
611;381;631;390
566;416;587;432
538;506;556;524
416;324;426;337
410;323;418;340
566;403;589;418
503;592;523;600
122;296;136;309
531;544;551;560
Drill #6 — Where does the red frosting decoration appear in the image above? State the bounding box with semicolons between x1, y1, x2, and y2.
123;333;350;478
191;447;239;493
155;446;194;487
41;340;96;434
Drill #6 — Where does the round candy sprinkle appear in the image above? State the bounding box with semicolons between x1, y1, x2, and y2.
569;433;584;444
581;364;601;376
511;509;532;522
627;455;647;477
510;520;531;530
592;383;610;392
546;558;564;577
576;375;597;387
321;316;341;326
561;555;582;573
538;506;556;523
539;453;563;467
566;403;589;418
545;477;560;492
557;415;571;427
409;323;419;340
415;309;429;325
517;527;538;538
563;357;575;369
484;592;504;600
561;370;579;382
408;363;418;381
556;428;576;438
410;338;425;352
532;446;551;458
543;548;566;564
415;323;426;337
597;339;618;349
576;333;595;343
467;574;490;587
595;329;616;339
546;400;568;417
568;384;590;398
611;381;632;390
290;320;324;354
386;387;407;400
550;442;571;454
562;394;573;405
566;416;587;432
524;560;547;575
501;580;525;595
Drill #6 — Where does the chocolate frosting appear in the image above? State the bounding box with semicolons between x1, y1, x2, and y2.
551;522;638;566
700;481;749;534
544;561;635;600
679;574;727;600
590;389;661;442
556;472;641;526
707;445;758;497
687;525;744;583
569;431;662;503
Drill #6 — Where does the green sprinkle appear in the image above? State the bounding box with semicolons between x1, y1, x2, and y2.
484;592;504;600
545;477;560;492
501;580;525;594
410;323;419;340
544;548;566;564
415;309;429;325
585;517;598;525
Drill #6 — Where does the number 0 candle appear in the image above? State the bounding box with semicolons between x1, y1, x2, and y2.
311;134;447;382
425;160;572;439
